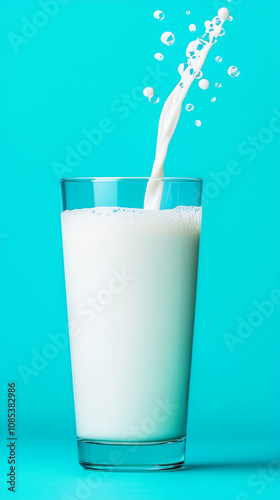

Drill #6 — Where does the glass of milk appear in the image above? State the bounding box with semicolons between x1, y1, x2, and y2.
60;177;202;470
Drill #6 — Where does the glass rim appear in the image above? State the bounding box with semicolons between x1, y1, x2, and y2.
60;176;203;183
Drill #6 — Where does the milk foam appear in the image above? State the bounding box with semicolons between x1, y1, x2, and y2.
62;206;202;232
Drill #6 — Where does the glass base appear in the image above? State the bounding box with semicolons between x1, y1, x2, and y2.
77;437;186;471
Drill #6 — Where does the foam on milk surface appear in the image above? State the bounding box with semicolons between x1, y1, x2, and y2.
62;205;202;231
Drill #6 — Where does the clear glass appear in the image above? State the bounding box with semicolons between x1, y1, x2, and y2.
60;177;203;471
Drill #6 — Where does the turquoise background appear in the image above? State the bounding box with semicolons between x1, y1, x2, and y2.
1;0;280;498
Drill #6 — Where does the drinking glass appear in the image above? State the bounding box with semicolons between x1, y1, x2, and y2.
60;177;202;471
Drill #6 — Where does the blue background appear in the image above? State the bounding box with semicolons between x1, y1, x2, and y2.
0;0;280;498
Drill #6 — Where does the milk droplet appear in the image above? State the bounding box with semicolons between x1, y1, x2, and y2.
149;94;160;104
194;70;203;79
189;24;196;33
210;34;218;44
154;10;165;20
143;87;154;97
215;56;222;62
218;7;230;20
228;65;240;77
213;16;221;26
161;31;175;46
228;16;233;21
197;39;206;51
185;103;194;112
195;120;201;127
186;10;191;15
205;20;214;33
211;97;216;102
198;78;209;90
219;27;225;36
178;62;188;75
202;32;210;43
215;82;222;88
154;52;164;61
186;40;196;57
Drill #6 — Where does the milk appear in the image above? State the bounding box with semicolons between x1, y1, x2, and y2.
61;206;201;441
144;7;230;210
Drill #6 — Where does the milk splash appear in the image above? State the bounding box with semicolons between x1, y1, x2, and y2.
144;7;230;210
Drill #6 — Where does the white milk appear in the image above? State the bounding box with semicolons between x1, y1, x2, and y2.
144;7;230;210
62;206;201;441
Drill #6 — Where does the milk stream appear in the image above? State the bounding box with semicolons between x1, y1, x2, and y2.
144;7;230;210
